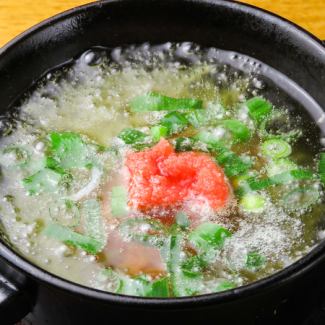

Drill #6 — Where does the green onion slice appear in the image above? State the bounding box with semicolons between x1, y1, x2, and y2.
246;97;272;123
215;281;236;292
196;131;251;177
261;139;292;159
151;125;168;142
82;199;106;247
319;153;325;185
266;158;297;177
130;92;203;112
44;223;102;254
221;119;251;142
111;186;128;217
240;193;265;213
281;186;320;211
175;211;190;229
145;277;170;297
23;168;61;195
175;137;195;152
189;223;231;253
245;252;266;271
160;111;189;135
118;128;147;145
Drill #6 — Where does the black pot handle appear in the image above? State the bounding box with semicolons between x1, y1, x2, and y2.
0;266;34;324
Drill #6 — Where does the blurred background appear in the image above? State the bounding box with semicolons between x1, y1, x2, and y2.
0;0;324;47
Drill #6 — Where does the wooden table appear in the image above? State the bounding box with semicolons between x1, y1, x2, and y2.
0;0;324;48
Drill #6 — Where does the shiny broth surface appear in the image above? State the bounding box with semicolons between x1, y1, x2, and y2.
0;43;324;297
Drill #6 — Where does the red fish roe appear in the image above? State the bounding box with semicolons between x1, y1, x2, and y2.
126;139;229;211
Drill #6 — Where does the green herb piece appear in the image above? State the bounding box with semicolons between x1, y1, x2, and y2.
175;211;190;229
261;139;292;159
44;223;102;254
240;193;265;213
215;281;236;292
175;137;195;152
118;128;147;145
189;223;231;253
151;125;169;142
111;186;128;217
246;97;272;123
130;92;203;112
49;132;93;169
221;120;251;142
282;186;320;211
245;252;266;271
319;153;325;185
82;199;106;247
23;168;61;195
160;111;189;135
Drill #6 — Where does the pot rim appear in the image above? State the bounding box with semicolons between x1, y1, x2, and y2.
0;0;325;307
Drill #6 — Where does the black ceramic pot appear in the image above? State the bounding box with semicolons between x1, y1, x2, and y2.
0;1;324;324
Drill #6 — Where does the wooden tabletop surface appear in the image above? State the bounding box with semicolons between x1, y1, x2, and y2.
0;0;324;48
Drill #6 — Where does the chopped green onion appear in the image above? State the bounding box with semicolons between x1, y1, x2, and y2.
1;146;30;168
101;268;124;293
266;158;297;177
49;199;80;228
175;211;190;229
175;137;195;152
118;128;147;145
150;125;168;142
282;186;320;211
168;235;204;296
130;92;203;112
111;186;128;217
23;168;61;195
240;193;265;212
246;97;272;123
146;277;170;297
160;111;189;135
261;139;292;159
45;156;66;175
82;199;106;247
195;130;219;144
215;281;236;292
44;223;102;254
238;169;315;194
181;255;206;278
245;252;266;271
221;120;251;142
187;110;207;128
259;111;302;141
216;151;251;178
319;153;325;185
189;223;231;253
196;132;251;177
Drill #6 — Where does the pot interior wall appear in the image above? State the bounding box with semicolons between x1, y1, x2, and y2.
0;0;324;115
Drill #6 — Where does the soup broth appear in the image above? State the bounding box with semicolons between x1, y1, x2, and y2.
0;43;324;297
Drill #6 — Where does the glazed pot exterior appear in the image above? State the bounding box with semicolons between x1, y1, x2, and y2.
0;1;324;324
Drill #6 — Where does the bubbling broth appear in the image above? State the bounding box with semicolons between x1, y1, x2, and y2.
0;43;324;297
